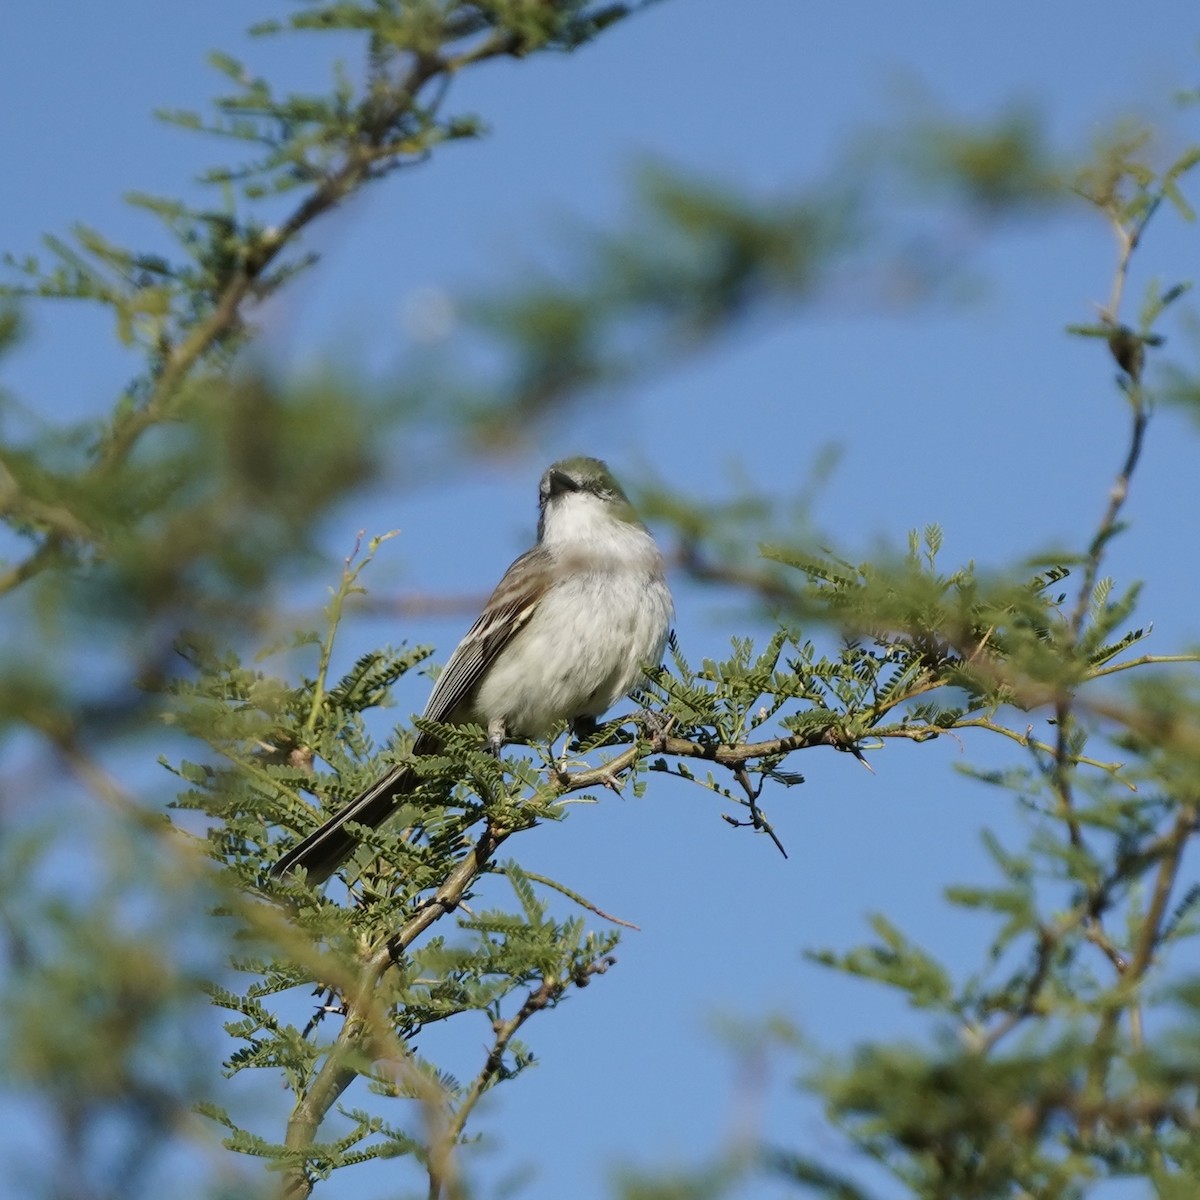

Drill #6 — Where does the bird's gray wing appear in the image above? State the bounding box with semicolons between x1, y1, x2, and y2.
420;545;552;727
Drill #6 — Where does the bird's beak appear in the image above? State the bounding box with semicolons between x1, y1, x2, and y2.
547;469;581;496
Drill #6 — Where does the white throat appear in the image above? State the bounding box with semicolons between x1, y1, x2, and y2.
540;492;643;554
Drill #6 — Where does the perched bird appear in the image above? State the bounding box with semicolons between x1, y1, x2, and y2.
272;456;674;883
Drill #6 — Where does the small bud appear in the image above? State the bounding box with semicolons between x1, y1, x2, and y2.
1107;326;1144;379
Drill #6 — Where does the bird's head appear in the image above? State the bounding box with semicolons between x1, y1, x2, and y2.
537;456;644;545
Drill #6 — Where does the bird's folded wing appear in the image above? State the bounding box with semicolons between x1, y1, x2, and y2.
271;547;553;882
421;546;550;725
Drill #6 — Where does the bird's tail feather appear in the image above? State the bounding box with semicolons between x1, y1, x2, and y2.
271;761;417;884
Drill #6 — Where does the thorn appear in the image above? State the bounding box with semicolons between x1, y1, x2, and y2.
848;744;875;774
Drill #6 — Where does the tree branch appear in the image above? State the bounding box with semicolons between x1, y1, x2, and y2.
427;954;616;1198
278;819;512;1200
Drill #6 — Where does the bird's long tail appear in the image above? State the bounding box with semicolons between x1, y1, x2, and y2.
270;760;418;884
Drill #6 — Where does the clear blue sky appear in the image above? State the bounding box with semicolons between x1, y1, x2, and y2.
3;3;1199;1198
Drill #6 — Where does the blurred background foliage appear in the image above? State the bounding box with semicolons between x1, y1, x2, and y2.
1;3;1200;1200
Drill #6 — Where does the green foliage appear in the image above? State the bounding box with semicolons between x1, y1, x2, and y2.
448;162;857;440
158;533;631;1192
895;105;1067;212
0;6;651;1197
4;6;1200;1200
154;472;1193;1196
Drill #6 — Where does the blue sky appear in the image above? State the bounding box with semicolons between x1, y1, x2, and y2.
3;3;1200;1198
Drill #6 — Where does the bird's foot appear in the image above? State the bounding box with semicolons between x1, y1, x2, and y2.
636;708;675;750
567;714;609;751
486;717;507;758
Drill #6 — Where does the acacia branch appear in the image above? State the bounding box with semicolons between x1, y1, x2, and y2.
427;954;616;1199
955;716;1129;778
1127;804;1197;980
1046;193;1157;993
1087;652;1200;679
1080;802;1197;1124
278;819;511;1200
0;33;518;600
977;808;1192;1055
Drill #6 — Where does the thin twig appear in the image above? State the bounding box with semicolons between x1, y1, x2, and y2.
426;955;616;1198
496;866;641;930
956;716;1130;780
1045;195;1155;1019
1087;653;1200;680
305;532;366;738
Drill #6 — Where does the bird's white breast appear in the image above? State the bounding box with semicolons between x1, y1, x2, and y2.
471;510;672;737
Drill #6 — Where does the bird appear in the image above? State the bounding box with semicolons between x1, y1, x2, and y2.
272;455;674;883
